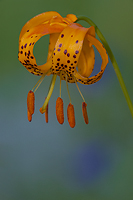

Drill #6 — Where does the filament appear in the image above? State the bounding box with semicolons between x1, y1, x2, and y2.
60;72;62;98
32;70;50;93
74;76;85;102
65;74;72;103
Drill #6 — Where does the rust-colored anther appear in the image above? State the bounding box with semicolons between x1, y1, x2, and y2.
56;97;64;124
27;90;35;115
45;102;48;123
82;102;89;124
27;109;32;122
67;103;75;128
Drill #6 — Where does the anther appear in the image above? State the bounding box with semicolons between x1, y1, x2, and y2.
67;103;75;128
56;97;64;124
45;99;48;123
27;90;35;115
27;109;32;122
82;102;89;124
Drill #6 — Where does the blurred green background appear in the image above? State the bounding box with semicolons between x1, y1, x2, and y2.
0;0;133;199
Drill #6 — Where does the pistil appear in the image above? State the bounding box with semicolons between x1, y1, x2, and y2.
41;74;57;113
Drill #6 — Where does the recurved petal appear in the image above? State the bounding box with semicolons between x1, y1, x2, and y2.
19;11;63;40
18;22;66;75
75;33;108;85
47;33;60;61
65;14;77;23
50;23;89;78
77;37;95;78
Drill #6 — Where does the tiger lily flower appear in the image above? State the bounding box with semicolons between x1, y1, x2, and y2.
18;11;108;128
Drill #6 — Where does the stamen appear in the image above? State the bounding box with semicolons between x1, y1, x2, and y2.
82;102;89;124
67;103;75;128
56;97;64;124
74;76;85;102
65;74;72;103
32;70;50;93
27;109;32;122
32;75;45;93
27;90;35;115
45;102;48;123
60;72;62;98
41;74;57;113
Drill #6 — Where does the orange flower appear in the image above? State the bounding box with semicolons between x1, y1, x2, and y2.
18;11;108;127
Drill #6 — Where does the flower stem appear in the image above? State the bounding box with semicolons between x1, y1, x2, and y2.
76;16;133;118
42;74;57;112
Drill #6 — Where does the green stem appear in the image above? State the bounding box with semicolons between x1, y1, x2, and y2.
76;16;133;118
42;74;57;112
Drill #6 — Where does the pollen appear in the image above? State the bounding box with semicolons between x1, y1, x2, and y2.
45;100;48;123
67;103;75;128
27;90;35;115
82;102;89;124
27;109;32;122
56;97;64;124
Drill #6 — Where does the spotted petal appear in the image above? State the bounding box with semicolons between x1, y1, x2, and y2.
74;31;109;84
18;12;77;76
47;23;89;82
19;11;63;40
77;26;95;78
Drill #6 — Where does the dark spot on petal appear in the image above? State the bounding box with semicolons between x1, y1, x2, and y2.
73;55;76;58
28;51;30;56
75;50;79;54
20;51;23;54
59;44;62;48
57;58;60;61
30;56;34;59
21;46;23;49
24;44;27;48
61;34;64;38
74;61;77;63
57;48;61;51
65;65;67;68
67;53;70;57
71;35;73;37
64;49;67;54
27;30;29;32
67;60;70;63
57;63;59;66
29;43;32;46
76;40;78;43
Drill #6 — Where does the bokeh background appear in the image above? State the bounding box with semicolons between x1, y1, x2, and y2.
0;0;133;199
